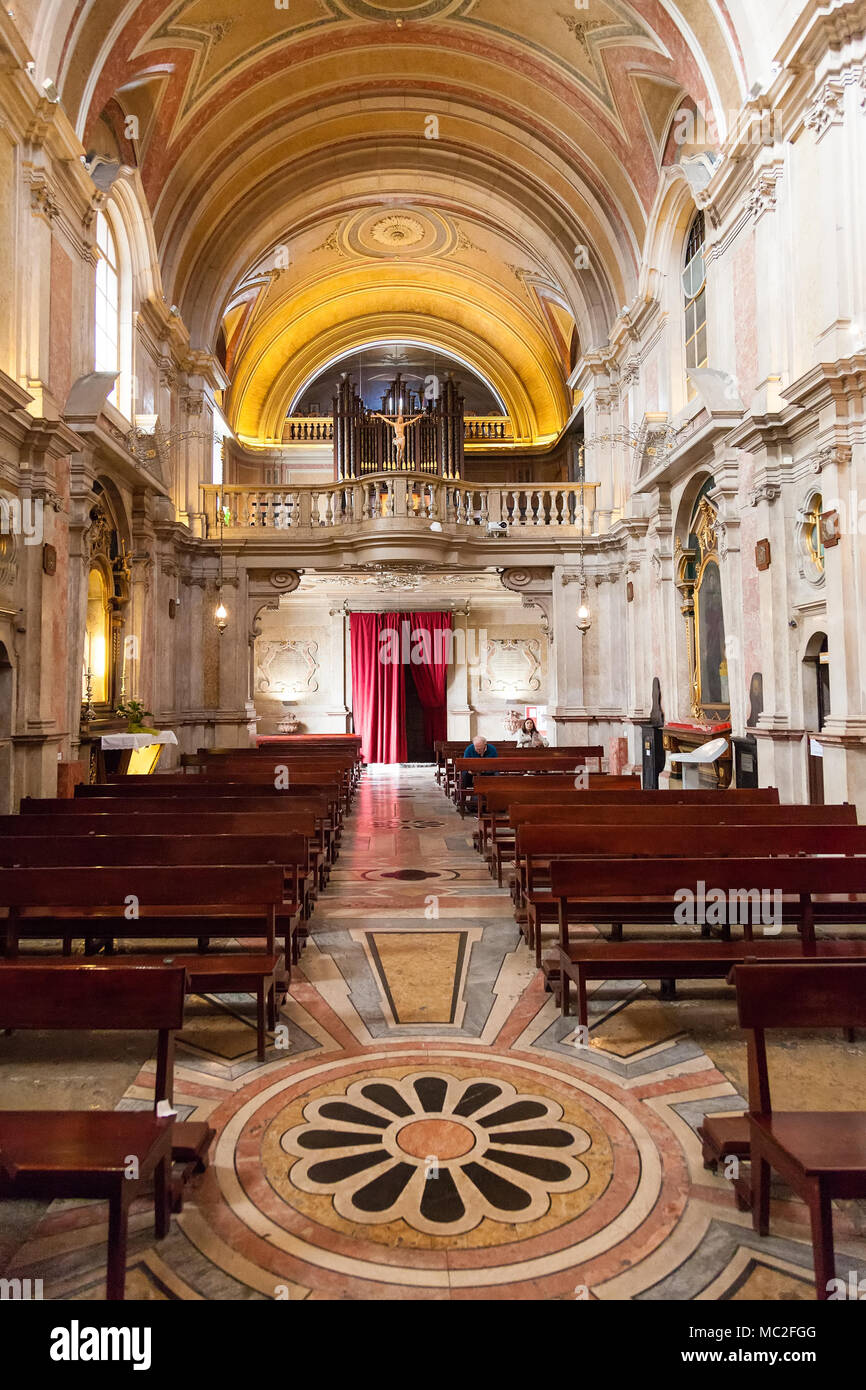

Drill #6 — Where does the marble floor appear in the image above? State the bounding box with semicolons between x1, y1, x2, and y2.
2;767;865;1300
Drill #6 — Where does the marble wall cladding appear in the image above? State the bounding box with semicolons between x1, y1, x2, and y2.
136;335;160;418
49;237;74;406
254;602;346;733
0;132;15;373
203;590;221;709
466;603;548;741
733;232;759;410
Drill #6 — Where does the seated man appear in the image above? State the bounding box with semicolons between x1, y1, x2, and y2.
462;734;499;799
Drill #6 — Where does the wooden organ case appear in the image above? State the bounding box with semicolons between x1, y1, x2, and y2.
333;372;464;480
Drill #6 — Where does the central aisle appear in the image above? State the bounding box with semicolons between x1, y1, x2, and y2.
7;767;834;1300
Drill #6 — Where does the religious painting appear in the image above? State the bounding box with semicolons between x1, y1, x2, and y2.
695;555;728;711
677;485;730;724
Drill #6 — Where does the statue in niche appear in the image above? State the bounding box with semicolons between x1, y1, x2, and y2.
369;409;424;468
747;672;764;729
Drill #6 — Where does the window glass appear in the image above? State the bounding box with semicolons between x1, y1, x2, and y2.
684;212;708;397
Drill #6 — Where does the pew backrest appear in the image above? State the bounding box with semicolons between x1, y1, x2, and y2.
478;785;782;814
0;962;186;1031
508;802;856;828
0;833;308;870
0;864;285;911
548;855;866;902
732;961;866;1033
0;811;318;838
518;824;866;860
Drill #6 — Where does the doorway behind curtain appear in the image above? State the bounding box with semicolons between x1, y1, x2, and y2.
349;611;406;763
349;611;452;764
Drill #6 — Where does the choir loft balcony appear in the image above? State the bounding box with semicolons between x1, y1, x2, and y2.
200;475;599;560
281;415;514;446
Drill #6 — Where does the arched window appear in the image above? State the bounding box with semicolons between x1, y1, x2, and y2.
683;211;708;399
94;209;133;419
94;211;119;394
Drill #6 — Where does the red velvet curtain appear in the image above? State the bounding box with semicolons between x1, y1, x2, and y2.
350;612;407;764
406;611;452;748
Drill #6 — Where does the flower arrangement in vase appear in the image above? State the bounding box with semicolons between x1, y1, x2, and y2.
116;699;157;734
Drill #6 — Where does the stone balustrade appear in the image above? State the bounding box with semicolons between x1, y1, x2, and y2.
281;416;513;444
202;474;597;537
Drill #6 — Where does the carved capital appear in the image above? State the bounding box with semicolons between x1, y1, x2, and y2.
747;163;784;222
29;177;59;224
805;78;846;140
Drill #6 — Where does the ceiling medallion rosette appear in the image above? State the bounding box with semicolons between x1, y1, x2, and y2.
343;205;456;259
329;1;466;20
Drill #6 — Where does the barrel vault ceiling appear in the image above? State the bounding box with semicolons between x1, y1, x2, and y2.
27;0;748;445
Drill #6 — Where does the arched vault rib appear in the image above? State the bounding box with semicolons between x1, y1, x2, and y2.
230;273;570;446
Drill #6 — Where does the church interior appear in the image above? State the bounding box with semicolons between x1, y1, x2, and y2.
0;0;865;1324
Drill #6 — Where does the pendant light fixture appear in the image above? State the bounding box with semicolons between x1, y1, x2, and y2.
576;443;592;635
215;489;229;635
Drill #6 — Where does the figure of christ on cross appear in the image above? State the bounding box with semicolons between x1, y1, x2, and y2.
370;410;425;469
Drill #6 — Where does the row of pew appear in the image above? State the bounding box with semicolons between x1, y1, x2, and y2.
461;756;866;1299
0;732;364;1298
435;739;608;814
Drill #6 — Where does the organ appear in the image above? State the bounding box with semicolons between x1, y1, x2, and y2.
332;371;464;480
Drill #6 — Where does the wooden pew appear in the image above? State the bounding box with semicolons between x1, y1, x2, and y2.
506;801;855;907
476;774;642;865
0;812;322;917
0;963;189;1299
435;739;519;795
24;792;340;868
0;865;288;1056
442;744;606;802
473;780;773;861
517;823;866;960
191;750;359;801
549;856;866;1028
0;862;285;954
454;752;607;815
0;833;312;969
186;757;356;807
724;960;866;1299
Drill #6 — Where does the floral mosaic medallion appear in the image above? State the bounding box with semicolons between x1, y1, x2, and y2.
276;1070;600;1237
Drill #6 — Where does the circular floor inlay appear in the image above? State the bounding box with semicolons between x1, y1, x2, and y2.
361;866;459;882
274;1068;600;1238
381;869;442;881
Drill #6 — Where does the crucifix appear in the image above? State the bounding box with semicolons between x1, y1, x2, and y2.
369;409;424;469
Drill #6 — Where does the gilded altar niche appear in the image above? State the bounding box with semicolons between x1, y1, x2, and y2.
676;493;730;725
